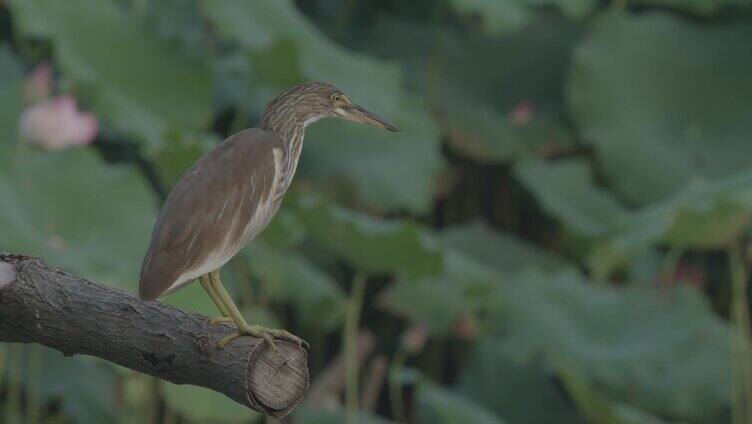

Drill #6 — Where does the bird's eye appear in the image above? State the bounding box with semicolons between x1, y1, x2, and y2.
332;93;342;104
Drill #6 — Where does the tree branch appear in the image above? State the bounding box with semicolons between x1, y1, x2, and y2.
0;253;309;418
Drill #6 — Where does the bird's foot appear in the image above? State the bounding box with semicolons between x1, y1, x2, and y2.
218;324;308;353
208;316;236;326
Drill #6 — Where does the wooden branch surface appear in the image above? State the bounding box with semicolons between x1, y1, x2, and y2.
0;253;309;418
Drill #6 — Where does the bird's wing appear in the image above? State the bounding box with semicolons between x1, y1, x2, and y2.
139;128;285;300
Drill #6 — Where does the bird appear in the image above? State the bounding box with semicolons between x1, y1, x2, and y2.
138;82;399;350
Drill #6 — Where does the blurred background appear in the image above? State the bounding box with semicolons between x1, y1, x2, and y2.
0;0;750;423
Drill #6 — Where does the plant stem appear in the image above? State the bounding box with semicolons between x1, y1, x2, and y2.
232;261;256;308
150;377;161;424
163;405;177;424
427;0;447;109
659;246;683;285
388;348;408;424
142;375;161;424
344;273;367;424
27;345;41;424
337;0;358;29
730;243;752;424
0;345;5;397
6;344;20;424
558;367;619;424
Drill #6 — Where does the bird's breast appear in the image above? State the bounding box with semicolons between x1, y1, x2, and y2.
240;147;288;245
272;138;303;207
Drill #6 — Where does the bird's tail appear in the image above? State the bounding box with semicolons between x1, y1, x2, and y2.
138;252;173;301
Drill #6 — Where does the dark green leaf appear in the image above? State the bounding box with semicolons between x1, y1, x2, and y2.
449;0;533;35
591;169;752;275
0;150;155;289
448;0;595;35
294;405;392;424
495;270;732;420
9;0;213;155
7;347;120;423
442;99;572;164
416;381;508;424
303;103;444;213
243;242;346;331
162;383;261;423
153;132;219;188
514;158;629;239
382;222;564;333
0;45;24;165
457;341;580;424
567;12;752;204
440;220;568;275
140;0;210;58
633;0;751;16
294;193;443;277
380;275;469;334
257;208;306;249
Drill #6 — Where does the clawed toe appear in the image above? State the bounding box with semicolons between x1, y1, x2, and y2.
218;332;241;348
208;316;236;326
215;325;307;352
274;330;309;349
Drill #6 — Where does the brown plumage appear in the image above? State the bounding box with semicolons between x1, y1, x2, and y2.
139;82;398;301
139;129;281;300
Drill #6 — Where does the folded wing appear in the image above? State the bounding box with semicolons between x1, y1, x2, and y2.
139;129;284;300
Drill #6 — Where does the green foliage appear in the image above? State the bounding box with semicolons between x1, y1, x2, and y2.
5;346;120;423
8;0;213;155
457;342;581;423
633;0;751;16
515;158;628;239
440;220;569;276
162;383;260;423
415;380;509;423
294;405;393;424
201;0;444;213
593;170;752;275
568;11;752;205
381;221;566;333
303;105;444;213
495;271;732;420
0;0;748;422
243;242;346;331
0;46;23;164
294;192;444;278
0;150;154;288
449;0;595;35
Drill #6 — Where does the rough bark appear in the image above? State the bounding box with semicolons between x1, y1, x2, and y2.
0;253;309;418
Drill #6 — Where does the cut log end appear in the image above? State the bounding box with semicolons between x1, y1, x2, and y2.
0;260;17;288
248;341;310;417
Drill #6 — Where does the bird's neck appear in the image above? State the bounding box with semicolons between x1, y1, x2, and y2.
258;118;306;167
258;106;325;170
258;116;315;196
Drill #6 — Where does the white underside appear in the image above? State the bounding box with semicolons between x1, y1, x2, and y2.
163;147;285;294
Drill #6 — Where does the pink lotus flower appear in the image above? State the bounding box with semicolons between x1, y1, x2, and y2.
24;62;53;103
454;314;478;341
508;100;536;127
20;95;98;150
401;324;429;353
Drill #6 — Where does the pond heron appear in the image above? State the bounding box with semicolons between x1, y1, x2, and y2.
139;82;399;350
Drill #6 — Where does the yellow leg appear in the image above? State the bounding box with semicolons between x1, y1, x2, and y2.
208;270;307;352
199;274;233;322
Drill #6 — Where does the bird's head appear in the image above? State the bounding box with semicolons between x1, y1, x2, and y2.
259;82;400;135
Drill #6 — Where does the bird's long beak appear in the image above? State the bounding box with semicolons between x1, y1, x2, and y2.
339;104;401;133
